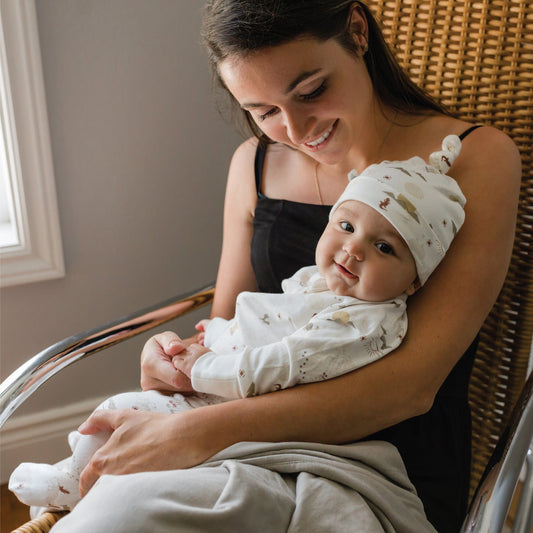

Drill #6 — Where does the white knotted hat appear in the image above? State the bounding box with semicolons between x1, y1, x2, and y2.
330;135;466;285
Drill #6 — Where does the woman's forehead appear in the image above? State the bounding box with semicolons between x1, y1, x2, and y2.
218;38;340;97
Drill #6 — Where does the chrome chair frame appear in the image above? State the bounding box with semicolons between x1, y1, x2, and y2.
0;283;214;427
461;372;533;533
1;283;531;532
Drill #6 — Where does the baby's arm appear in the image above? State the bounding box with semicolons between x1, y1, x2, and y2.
185;300;406;399
172;343;211;384
172;318;232;389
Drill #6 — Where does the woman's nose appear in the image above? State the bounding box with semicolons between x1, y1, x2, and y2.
283;109;314;145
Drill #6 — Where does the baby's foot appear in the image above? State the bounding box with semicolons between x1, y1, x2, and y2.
9;462;80;509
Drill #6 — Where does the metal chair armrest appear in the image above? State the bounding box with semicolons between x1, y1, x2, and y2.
462;372;533;533
0;283;215;428
512;443;533;533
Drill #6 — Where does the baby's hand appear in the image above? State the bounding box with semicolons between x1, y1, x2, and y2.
172;343;210;378
194;319;211;346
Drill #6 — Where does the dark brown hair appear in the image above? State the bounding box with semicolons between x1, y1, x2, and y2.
202;0;449;140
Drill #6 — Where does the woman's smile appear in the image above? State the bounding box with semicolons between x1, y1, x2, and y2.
304;120;338;150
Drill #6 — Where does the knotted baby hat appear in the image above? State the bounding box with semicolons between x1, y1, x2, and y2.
330;135;466;285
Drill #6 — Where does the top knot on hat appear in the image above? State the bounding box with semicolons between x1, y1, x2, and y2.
332;135;466;286
428;134;462;173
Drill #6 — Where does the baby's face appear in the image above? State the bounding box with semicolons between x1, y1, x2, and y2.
316;200;418;301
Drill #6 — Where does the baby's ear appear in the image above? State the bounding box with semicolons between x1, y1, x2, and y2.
405;278;421;296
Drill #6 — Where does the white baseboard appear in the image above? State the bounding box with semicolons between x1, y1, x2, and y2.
0;395;108;484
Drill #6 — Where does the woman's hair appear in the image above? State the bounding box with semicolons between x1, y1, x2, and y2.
202;0;450;140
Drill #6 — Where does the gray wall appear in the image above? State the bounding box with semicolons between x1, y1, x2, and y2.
0;1;240;416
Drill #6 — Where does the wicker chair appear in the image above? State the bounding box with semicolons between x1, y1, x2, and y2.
2;0;532;531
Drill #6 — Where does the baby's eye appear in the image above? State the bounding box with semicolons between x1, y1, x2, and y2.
376;242;394;255
340;221;354;232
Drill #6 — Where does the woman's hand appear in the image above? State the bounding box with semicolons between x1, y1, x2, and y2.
77;408;222;497
172;343;210;378
140;331;195;393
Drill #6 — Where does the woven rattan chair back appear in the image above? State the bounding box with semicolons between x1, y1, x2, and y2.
366;0;533;500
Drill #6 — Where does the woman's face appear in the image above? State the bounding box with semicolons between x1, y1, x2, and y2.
218;37;374;166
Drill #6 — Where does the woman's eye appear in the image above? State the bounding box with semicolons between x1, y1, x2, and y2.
258;108;278;121
340;221;354;232
376;242;394;255
300;82;327;101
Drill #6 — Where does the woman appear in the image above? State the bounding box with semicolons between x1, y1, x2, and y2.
65;1;521;532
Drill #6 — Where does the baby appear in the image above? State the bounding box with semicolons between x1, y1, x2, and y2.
10;135;466;512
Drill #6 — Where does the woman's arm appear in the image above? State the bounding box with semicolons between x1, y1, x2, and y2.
139;139;259;391
80;127;520;493
210;138;259;318
193;127;521;444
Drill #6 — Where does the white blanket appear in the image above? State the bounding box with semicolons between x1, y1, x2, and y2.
50;440;436;533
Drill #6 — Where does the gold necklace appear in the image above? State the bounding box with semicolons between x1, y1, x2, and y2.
314;161;324;205
373;110;399;164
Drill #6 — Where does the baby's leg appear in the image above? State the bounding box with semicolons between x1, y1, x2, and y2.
9;390;223;510
100;389;227;412
9;431;110;510
100;389;196;413
9;390;174;510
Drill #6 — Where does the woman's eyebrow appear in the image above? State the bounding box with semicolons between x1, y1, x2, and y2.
285;68;323;94
241;68;323;109
241;102;266;109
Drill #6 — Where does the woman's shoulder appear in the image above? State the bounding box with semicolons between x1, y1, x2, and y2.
225;138;261;213
409;115;520;185
230;137;298;176
448;123;521;185
232;137;317;202
427;116;518;159
231;137;260;166
456;124;519;157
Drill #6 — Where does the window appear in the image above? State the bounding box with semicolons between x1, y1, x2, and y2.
0;0;64;287
0;114;20;249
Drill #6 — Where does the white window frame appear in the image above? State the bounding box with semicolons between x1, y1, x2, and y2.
0;0;64;287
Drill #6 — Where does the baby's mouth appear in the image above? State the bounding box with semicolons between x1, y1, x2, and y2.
335;262;357;279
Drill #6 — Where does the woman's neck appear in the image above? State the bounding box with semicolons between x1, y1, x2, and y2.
341;106;439;174
349;103;402;172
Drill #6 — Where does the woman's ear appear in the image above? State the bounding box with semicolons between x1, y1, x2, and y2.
347;2;369;52
405;278;421;296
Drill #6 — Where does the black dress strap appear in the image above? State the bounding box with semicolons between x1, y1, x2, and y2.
254;128;480;196
254;141;268;198
459;124;483;140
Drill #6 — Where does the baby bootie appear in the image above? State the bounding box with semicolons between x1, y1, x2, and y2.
9;460;80;509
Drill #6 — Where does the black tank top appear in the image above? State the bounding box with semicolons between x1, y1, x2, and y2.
250;125;482;533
